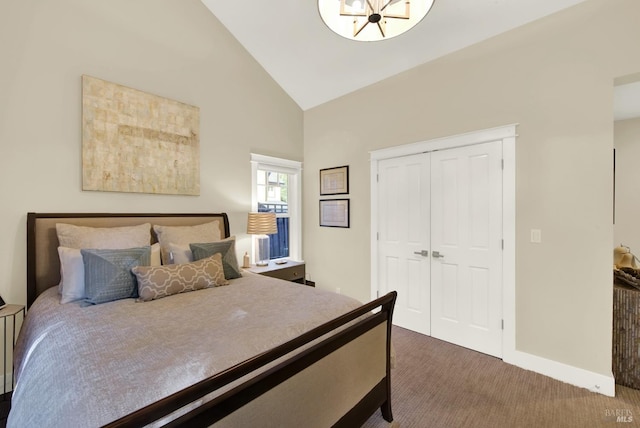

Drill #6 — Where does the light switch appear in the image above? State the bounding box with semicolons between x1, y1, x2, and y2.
530;229;542;243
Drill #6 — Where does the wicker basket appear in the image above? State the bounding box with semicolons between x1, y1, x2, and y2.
613;281;640;389
614;268;640;290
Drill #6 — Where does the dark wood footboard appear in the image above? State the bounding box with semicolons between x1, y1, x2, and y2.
105;291;397;428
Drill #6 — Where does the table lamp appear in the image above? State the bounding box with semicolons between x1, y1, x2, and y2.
247;212;277;266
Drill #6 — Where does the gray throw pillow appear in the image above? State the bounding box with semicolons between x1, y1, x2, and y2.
81;247;151;305
190;237;241;280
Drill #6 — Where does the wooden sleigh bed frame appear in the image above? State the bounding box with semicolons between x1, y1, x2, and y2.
23;212;397;428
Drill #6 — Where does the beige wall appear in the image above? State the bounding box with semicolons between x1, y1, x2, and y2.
614;117;640;254
2;0;637;385
303;0;640;376
0;0;303;305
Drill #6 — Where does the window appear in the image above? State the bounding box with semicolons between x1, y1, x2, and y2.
251;154;302;261
257;170;289;258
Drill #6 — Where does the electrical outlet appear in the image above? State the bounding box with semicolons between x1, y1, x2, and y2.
530;229;542;243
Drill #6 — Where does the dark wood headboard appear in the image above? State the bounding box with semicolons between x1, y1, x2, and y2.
26;213;230;308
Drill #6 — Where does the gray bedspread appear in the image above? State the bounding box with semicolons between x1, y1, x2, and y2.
8;273;364;427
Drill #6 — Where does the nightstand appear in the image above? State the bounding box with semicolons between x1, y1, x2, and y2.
246;260;310;286
0;304;25;397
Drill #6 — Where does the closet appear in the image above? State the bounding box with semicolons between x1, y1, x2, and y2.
371;126;516;358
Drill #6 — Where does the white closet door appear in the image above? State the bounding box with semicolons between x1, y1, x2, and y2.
430;140;503;357
377;153;431;335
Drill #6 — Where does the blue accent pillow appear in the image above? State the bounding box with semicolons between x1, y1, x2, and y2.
190;238;241;279
81;247;151;305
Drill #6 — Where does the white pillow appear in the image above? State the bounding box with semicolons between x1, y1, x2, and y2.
58;243;161;304
153;220;221;264
150;242;161;267
58;247;85;304
56;223;151;249
168;243;193;264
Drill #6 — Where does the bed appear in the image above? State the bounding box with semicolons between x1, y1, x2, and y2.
9;212;396;427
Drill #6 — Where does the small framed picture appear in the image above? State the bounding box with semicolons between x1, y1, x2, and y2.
320;165;349;195
319;199;350;228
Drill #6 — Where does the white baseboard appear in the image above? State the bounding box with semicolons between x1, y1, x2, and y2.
504;349;615;397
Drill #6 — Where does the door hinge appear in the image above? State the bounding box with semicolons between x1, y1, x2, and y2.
501;159;504;170
377;174;379;182
501;239;504;250
377;232;379;241
501;319;504;330
377;290;380;298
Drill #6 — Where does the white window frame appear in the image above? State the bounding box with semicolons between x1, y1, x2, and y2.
250;153;302;261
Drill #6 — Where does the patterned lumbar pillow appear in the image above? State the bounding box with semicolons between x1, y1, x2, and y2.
132;253;228;302
81;247;151;305
190;236;242;280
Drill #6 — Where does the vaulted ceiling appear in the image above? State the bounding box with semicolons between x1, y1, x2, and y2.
201;0;589;110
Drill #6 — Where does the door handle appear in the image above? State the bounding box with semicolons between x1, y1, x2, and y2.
413;250;429;257
432;251;444;258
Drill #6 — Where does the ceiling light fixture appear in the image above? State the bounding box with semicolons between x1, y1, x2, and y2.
318;0;435;42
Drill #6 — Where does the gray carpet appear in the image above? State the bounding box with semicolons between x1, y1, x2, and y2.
363;326;640;428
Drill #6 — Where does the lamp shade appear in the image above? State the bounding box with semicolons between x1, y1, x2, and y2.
247;212;277;235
